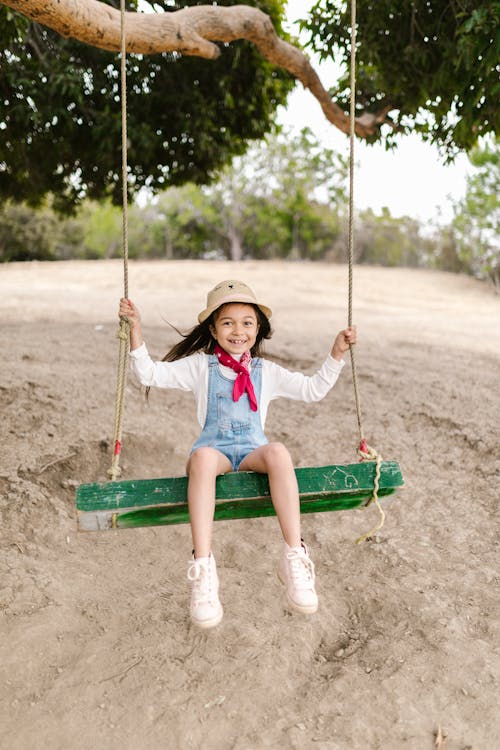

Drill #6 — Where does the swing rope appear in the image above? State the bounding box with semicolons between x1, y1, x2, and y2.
346;0;385;543
108;0;130;481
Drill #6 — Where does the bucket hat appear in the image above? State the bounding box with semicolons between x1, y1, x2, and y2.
198;280;272;323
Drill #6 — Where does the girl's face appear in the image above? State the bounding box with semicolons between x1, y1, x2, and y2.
210;303;259;356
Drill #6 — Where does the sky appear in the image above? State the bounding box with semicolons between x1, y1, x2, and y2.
279;0;471;224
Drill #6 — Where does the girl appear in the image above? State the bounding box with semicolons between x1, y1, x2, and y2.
119;280;356;629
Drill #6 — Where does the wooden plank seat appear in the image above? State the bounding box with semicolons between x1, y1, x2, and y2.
76;460;404;531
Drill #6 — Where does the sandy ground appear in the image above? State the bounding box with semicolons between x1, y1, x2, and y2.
0;259;499;750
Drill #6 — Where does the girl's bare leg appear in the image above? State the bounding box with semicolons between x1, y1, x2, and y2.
187;447;232;558
240;443;317;614
239;442;301;547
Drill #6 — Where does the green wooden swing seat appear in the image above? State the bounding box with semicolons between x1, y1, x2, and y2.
76;460;404;531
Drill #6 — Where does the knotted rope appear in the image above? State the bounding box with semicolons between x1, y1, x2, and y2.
108;0;130;481
346;0;384;542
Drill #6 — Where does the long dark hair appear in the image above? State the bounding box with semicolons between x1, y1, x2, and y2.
163;303;272;362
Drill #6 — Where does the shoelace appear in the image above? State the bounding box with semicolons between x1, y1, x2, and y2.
187;560;216;605
286;550;315;588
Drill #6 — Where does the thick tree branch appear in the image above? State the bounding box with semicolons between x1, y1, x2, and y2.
1;0;391;138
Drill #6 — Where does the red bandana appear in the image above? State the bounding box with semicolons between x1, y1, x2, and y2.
214;345;258;412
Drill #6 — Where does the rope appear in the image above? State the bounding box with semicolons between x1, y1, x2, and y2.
108;0;130;481
347;0;363;442
120;0;129;301
346;0;384;540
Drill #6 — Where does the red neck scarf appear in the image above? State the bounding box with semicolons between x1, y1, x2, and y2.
214;344;258;412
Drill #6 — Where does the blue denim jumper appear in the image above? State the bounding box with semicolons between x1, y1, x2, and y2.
191;354;268;471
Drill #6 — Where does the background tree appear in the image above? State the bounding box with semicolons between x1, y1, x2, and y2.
207;127;348;259
0;201;59;261
0;0;294;211
149;185;223;260
430;226;465;275
237;194;290;259
452;136;500;291
78;201;122;259
303;0;499;156
353;207;430;267
253;127;347;258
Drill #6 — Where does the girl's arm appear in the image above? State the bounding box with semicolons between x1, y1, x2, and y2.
260;325;358;408
331;326;357;361
118;298;205;397
119;297;143;351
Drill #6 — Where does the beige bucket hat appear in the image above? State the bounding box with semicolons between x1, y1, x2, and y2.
198;280;272;323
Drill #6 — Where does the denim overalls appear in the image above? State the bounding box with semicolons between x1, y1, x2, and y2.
191;354;268;471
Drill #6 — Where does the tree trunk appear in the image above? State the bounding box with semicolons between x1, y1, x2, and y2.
227;227;243;262
164;224;173;260
290;212;301;259
1;0;392;139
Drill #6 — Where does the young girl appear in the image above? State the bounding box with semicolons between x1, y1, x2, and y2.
119;280;356;629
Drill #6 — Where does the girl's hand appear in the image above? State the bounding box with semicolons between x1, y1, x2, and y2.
119;297;140;329
119;298;144;350
331;325;357;361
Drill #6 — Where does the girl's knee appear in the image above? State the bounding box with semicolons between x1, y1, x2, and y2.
188;447;218;471
188;447;230;476
264;441;293;467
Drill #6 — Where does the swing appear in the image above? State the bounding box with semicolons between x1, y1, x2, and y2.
75;0;404;536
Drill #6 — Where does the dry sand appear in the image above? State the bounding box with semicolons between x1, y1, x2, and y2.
0;259;499;750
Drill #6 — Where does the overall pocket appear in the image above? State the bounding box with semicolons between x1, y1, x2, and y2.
216;393;251;437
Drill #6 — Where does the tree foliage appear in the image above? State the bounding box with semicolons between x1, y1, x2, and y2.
452;136;500;290
150;184;223;260
0;0;294;211
354;207;430;267
0;201;58;261
196;127;348;260
303;0;499;156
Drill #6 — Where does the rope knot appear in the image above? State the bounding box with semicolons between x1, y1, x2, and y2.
116;317;131;341
355;438;385;544
357;438;381;463
107;462;122;480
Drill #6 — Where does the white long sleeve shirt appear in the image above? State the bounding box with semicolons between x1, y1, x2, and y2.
130;343;345;429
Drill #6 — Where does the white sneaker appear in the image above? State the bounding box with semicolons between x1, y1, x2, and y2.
187;554;223;629
278;542;318;614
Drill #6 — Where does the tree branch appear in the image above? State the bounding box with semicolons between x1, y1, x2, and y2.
1;0;392;138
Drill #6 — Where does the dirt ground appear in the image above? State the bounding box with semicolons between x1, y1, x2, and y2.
0;259;499;750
